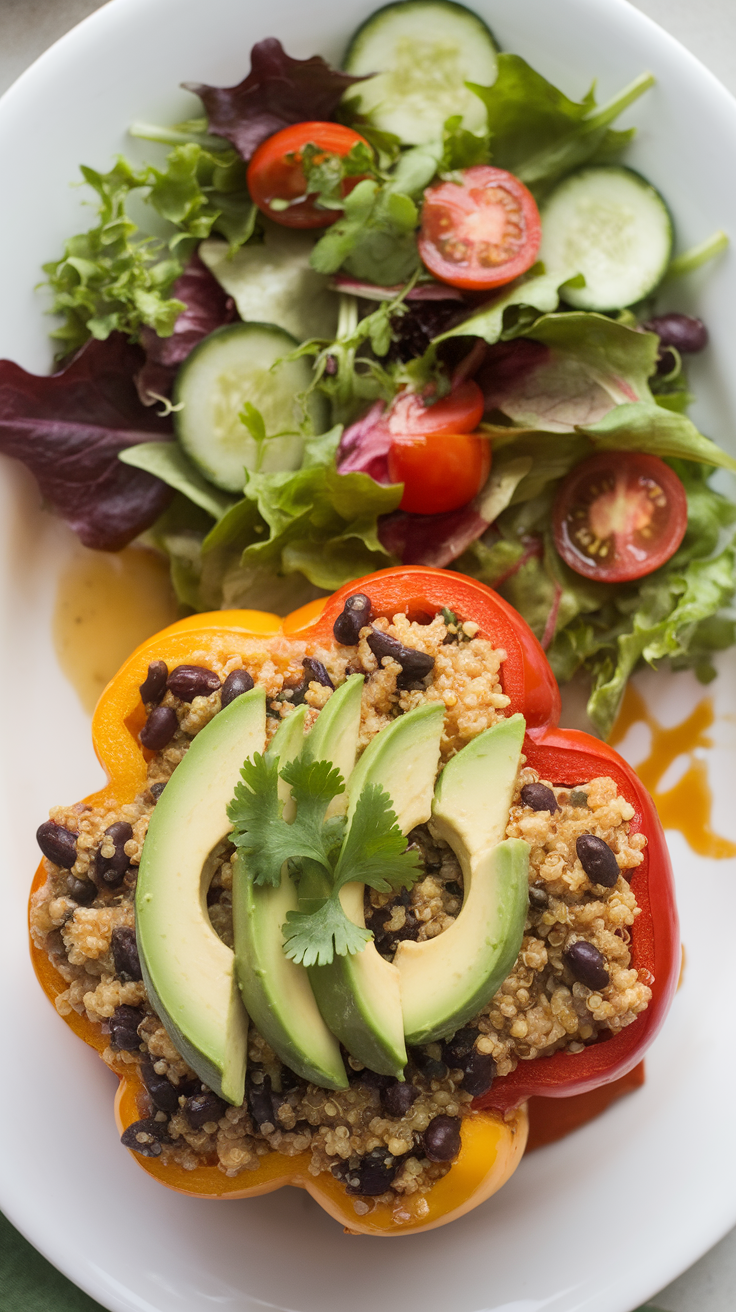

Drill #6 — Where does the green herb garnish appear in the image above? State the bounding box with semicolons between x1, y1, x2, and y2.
227;748;421;966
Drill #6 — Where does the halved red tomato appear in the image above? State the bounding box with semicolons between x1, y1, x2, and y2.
246;122;371;229
388;431;491;515
552;452;688;582
418;166;542;291
387;379;484;437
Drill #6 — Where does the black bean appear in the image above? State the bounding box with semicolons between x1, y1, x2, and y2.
333;593;372;645
520;783;559;813
140;1058;180;1114
109;1005;143;1051
576;834;620;888
149;781;167;800
221;669;255;708
424;1114;461;1162
167;664;221;701
184;1088;227;1129
111;926;142;981
367;628;434;688
66;875;96;905
334;1147;404;1196
292;657;335;707
120;1116;170;1156
140;705;178;751
139;660;168;705
95;821;133;889
460;1050;496;1098
642;313;708;355
349;1065;392;1091
36;820;77;869
380;1080;419;1117
409;1047;448;1082
564;940;610;991
442;1028;477;1067
528;885;549;909
246;1073;276;1129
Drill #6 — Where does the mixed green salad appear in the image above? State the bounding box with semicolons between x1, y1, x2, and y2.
0;0;734;737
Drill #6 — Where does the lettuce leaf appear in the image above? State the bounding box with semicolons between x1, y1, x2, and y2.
136;252;236;404
45;147;253;356
119;441;235;521
152;426;400;610
186;38;366;162
44;159;185;356
476;312;736;471
0;334;174;551
469;56;653;196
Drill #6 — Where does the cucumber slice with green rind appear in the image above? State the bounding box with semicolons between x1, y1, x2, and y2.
173;322;319;494
539;165;673;311
343;0;498;146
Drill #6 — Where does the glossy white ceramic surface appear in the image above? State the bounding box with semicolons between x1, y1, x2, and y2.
1;2;736;1310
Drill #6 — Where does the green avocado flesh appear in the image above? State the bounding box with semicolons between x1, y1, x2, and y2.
136;687;267;1105
307;703;445;1078
232;681;364;1090
395;714;530;1045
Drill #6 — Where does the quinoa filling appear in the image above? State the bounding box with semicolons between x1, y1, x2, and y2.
31;608;651;1214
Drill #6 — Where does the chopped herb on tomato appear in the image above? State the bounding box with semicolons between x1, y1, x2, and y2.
247;123;374;228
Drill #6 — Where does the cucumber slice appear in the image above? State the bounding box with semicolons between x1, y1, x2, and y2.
173;322;319;494
343;0;498;146
199;222;339;343
539;166;673;311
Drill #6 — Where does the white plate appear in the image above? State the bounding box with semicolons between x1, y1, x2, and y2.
2;1;736;1309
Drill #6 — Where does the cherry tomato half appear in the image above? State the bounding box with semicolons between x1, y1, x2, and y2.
247;122;371;229
418;166;542;291
552;452;688;582
387;379;484;437
388;431;492;515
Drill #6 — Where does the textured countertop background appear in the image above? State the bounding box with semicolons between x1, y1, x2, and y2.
1;0;735;1308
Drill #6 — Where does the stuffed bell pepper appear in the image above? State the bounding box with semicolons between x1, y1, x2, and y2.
29;566;679;1235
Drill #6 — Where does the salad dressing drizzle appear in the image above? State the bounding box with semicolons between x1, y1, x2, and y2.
611;684;736;859
53;546;178;714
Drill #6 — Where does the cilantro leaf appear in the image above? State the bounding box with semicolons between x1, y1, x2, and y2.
282;897;372;967
281;781;421;967
227;751;345;886
333;784;422;895
280;754;346;855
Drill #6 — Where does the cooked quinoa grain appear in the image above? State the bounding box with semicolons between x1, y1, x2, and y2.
31;608;652;1203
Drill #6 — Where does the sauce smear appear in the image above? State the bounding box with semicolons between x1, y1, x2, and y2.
611;684;736;859
54;546;179;714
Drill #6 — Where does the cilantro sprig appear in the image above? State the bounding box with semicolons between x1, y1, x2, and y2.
227;748;422;966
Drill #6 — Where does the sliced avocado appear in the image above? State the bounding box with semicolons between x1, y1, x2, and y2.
232;680;363;1090
136;686;266;1104
395;714;530;1045
307;703;445;1078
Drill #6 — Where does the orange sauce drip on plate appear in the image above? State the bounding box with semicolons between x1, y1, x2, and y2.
53;546;179;714
610;683;736;859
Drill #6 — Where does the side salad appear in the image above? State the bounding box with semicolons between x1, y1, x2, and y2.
1;0;734;737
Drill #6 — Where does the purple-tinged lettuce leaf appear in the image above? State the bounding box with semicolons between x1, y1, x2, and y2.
136;252;236;404
378;504;489;568
0;334;174;551
185;39;367;162
336;401;392;483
